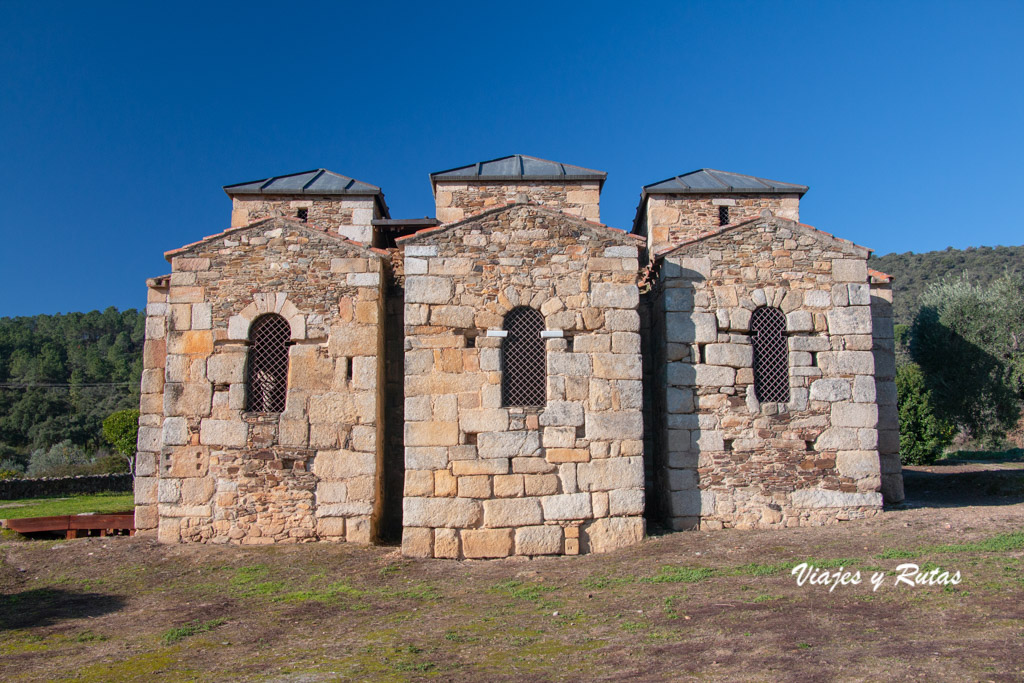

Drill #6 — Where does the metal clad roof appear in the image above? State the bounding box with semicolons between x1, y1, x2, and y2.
224;168;382;196
643;168;807;195
430;154;607;184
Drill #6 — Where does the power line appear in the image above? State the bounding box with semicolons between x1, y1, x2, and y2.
0;382;136;389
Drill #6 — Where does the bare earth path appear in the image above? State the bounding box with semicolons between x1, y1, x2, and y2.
2;467;1022;682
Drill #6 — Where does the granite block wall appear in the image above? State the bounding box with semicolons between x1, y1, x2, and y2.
641;194;801;255
398;203;646;558
434;181;601;224
135;217;386;544
653;216;884;530
229;194;381;244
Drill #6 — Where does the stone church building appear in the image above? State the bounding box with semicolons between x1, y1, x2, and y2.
134;155;903;558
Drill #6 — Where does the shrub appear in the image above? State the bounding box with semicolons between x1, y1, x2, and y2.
0;458;24;480
26;440;91;477
896;363;956;465
910;273;1023;445
91;450;131;474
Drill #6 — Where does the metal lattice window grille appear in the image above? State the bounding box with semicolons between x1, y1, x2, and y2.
750;306;790;403
246;314;291;413
718;205;730;226
501;307;546;407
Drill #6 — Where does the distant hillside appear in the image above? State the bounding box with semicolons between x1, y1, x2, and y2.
869;244;1024;326
0;308;144;463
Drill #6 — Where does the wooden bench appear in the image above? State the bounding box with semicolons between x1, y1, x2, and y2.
3;512;135;538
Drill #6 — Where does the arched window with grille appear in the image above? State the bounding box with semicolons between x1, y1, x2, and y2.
501;307;546;407
246;314;291;413
750;306;789;403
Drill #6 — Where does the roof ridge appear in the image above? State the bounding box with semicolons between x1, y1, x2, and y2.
395;202;636;244
641;168;808;193
654;214;871;259
223;168;383;196
303;169;326;191
429;154;607;181
164;216;385;261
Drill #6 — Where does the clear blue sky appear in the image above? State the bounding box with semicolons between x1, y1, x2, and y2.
1;1;1021;317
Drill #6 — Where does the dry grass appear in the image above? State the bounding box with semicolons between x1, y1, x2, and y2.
1;474;1023;681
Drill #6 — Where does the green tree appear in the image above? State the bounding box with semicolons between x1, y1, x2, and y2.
910;273;1024;446
102;409;140;477
896;364;956;464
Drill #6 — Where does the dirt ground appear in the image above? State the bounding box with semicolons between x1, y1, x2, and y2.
2;465;1023;682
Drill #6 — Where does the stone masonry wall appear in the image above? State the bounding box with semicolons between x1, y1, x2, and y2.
230;195;380;244
134;275;170;535
643;194;801;255
654;216;885;530
435;181;601;225
136;217;386;545
871;278;903;503
399;204;645;558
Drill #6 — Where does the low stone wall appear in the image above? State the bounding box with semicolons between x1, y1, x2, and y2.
0;474;133;502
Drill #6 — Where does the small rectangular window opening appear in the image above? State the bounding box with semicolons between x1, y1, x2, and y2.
718;205;730;226
296;208;308;221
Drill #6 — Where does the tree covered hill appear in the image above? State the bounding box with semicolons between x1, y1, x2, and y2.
870;244;1024;326
0;308;144;462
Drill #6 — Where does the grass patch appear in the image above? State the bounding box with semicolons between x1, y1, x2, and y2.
928;531;1024;554
581;573;636;589
277;580;366;604
382;583;441;601
490;580;559;608
0;492;134;519
732;562;792;576
641;566;715;584
229;564;270;586
74;630;108;643
63;648;193;682
940;448;1024;463
276;580;439;606
873;531;1024;563
877;548;922;560
379;562;406;577
801;558;859;569
160;618;227;645
444;629;478;644
621;620;648;633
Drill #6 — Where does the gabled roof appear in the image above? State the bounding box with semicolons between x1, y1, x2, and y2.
223;168;383;196
223;168;389;218
655;213;870;261
430;155;606;190
224;168;385;197
643;169;808;196
165;216;387;262
396;202;642;247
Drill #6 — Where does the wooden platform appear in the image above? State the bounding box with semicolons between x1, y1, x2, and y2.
2;512;135;538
